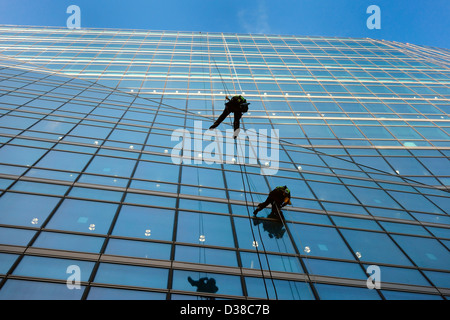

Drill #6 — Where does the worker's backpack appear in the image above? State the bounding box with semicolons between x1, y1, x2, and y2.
232;95;249;113
240;102;249;113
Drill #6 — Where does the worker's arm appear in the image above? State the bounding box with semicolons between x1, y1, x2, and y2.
282;195;292;207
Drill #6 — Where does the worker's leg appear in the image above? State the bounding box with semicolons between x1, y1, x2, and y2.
233;112;242;131
210;107;231;129
253;196;272;216
232;112;242;138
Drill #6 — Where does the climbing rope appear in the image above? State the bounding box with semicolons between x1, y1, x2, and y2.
201;32;274;299
235;138;279;300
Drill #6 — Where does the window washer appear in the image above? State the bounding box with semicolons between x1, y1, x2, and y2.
209;95;249;138
253;185;292;219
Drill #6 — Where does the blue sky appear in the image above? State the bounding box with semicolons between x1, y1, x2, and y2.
0;0;449;49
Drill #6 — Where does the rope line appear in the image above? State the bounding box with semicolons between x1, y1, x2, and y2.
204;32;274;300
235;138;279;300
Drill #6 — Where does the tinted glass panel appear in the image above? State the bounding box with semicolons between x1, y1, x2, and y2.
94;263;168;289
46;199;118;234
112;205;175;241
0;192;60;227
13;256;95;281
341;229;413;266
0;280;84;300
176;211;234;248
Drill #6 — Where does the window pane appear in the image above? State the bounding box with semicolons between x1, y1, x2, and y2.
85;156;136;177
46;199;118;234
32;231;105;253
240;252;304;273
330;215;382;231
105;238;171;260
25;168;78;182
387;191;443;214
380;221;430;236
0;279;84;300
172;270;242;297
290;224;354;260
13;256;95;281
0;145;46;166
245;277;314;300
175;245;238;267
69;124;112;140
381;290;442;300
235;216;296;254
108;128;147;144
176;211;234;248
0;178;14;190
0;253;19;274
385;157;430;176
341;229;413;266
301;125;335;138
181;166;224;189
86;287;165;300
31;119;76;134
0;115;38;129
93;263;168;289
0;226;36;246
112;205;175;241
392;235;450;270
307;259;367;280
178;199;229;213
0;192;60;227
315;283;381;300
134;161;180;183
68;187;123;202
308;181;358;204
35;150;92;172
11;181;69;196
124;193;177;208
424;270;450;289
364;264;430;287
348;186;401;209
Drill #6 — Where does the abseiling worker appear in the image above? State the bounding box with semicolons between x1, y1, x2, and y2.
253;185;292;219
209;95;249;137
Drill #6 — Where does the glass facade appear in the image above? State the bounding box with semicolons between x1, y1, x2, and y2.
0;25;449;300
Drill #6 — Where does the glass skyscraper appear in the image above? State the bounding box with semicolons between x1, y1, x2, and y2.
0;25;448;300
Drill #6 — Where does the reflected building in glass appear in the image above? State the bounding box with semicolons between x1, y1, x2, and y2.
0;25;449;300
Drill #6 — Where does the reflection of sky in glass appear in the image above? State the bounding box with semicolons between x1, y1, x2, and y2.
0;26;448;300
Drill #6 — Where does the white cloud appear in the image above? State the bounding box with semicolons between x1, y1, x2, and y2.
237;1;271;34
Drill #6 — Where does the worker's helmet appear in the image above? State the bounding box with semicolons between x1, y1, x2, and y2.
233;95;246;103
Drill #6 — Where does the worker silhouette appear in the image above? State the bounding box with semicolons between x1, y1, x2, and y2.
253;185;292;220
209;95;249;138
253;211;286;239
187;276;219;299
